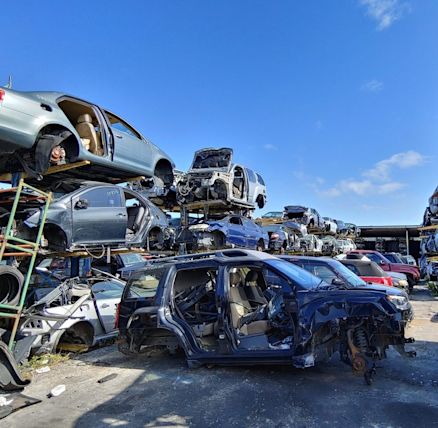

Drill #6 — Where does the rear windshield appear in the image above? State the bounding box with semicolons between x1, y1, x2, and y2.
342;262;384;277
125;267;166;299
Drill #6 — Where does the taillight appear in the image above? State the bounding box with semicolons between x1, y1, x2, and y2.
385;277;393;286
0;89;5;102
114;303;121;329
271;233;279;240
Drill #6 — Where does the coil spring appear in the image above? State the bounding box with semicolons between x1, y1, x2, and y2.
353;327;368;353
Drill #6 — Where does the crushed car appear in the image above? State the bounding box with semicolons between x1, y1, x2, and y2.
0;87;175;187
2;180;173;252
176;214;269;251
176;148;267;209
297;234;323;253
117;249;415;384
20;274;125;354
262;224;300;253
283;205;324;231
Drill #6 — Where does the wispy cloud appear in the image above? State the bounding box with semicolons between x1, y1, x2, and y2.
359;0;410;31
363;150;426;181
361;79;384;92
310;150;425;197
263;143;278;151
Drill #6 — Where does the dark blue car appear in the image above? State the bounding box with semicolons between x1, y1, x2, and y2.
176;214;268;251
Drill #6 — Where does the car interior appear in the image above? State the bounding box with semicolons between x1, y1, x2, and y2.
58;98;105;156
124;191;148;241
171;265;295;352
232;166;246;199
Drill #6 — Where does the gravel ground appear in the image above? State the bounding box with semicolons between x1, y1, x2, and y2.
3;286;438;428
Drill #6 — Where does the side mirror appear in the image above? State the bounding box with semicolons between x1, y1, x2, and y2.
379;260;386;266
75;199;89;209
332;277;345;286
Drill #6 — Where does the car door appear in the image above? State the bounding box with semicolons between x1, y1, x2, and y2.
245;168;257;204
92;280;125;333
103;110;154;176
227;216;247;247
242;218;258;249
71;186;127;245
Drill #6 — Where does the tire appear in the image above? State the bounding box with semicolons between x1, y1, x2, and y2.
407;275;415;292
256;195;265;209
256;240;265;252
0;265;24;306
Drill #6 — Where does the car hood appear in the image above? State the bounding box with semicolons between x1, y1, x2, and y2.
189;148;233;172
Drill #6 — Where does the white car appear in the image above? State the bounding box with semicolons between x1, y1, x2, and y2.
20;276;125;355
176;148;267;209
298;234;323;253
323;217;338;234
337;239;356;253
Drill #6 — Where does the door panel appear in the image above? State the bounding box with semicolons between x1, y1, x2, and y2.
72;187;127;245
104;110;154;176
227;218;246;247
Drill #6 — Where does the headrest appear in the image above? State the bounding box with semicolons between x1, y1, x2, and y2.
77;114;93;124
245;270;258;283
229;272;242;287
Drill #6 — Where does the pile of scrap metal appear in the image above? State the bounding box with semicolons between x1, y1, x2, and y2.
420;185;438;280
18;271;125;356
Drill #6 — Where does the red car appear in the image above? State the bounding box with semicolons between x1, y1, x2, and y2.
348;250;420;290
339;259;393;286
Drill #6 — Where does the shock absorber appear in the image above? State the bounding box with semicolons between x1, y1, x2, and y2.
353;327;369;354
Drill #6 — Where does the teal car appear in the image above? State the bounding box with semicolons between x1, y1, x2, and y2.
0;87;174;186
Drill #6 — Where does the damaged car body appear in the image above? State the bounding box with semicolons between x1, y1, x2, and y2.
117;250;415;383
0;87;174;188
3;180;173;252
176;148;267;209
283;206;324;231
19;274;125;354
176;214;268;251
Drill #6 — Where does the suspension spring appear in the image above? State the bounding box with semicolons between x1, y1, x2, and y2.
353;327;369;354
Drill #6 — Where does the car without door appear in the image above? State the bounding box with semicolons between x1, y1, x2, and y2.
20;275;125;355
283;206;324;231
117;249;415;384
322;217;338;234
1;180;172;252
176;148;267;209
0;87;174;188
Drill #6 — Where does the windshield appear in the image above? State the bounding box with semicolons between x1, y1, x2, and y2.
332;261;367;287
191;149;232;169
262;211;283;218
266;259;326;290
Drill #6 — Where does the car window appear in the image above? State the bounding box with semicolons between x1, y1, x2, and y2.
343;263;361;276
247;169;257;183
229;217;242;226
266;259;325;290
126;267;166;299
365;253;382;264
79;187;122;208
304;263;338;283
105;111;142;139
256;173;265;185
92;281;124;299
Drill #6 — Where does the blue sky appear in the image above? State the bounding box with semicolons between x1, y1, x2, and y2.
3;0;437;225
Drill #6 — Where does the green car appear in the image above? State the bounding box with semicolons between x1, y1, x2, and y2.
0;87;174;186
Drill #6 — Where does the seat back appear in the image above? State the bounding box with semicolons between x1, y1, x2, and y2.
76;114;102;155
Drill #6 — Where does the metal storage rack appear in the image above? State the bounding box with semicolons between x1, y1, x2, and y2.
0;179;52;350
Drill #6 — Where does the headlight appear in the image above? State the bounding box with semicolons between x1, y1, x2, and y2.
387;295;408;309
398;280;409;287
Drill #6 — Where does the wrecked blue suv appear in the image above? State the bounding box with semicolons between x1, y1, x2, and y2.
117;250;414;384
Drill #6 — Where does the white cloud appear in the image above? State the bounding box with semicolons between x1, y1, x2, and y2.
359;0;410;31
316;150;424;198
263;143;277;151
363;150;426;181
361;79;384;92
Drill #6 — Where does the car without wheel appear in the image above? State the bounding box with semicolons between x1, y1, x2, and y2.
175;214;268;252
117;249;415;383
322;217;338;234
0;180;173;252
176;148;267;209
0;87;175;189
283;205;324;231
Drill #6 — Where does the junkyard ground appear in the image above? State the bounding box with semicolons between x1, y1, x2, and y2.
4;286;438;428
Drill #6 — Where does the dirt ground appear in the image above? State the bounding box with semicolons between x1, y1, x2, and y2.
4;286;438;428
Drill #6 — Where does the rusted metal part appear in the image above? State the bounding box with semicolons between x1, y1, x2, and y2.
49;145;66;164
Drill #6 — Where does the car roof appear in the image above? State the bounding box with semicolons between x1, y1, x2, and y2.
133;249;278;272
280;255;335;264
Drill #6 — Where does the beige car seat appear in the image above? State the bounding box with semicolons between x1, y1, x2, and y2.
75;114;103;155
229;272;270;335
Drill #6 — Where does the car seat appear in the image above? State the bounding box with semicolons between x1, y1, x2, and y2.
75;114;103;156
